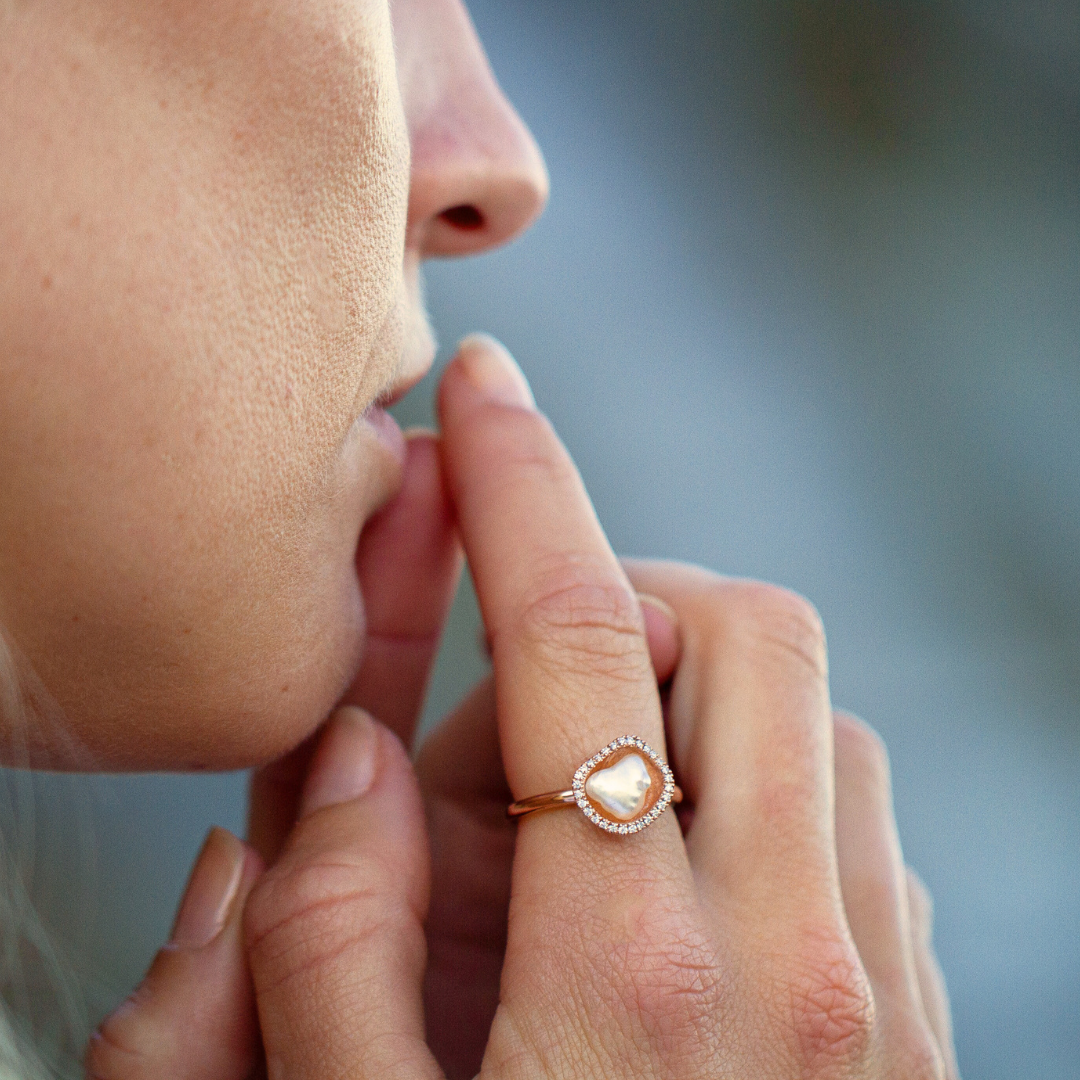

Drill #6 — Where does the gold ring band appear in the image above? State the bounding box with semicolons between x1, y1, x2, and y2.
507;736;682;835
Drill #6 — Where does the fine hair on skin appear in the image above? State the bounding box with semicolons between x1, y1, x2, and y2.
0;632;94;1079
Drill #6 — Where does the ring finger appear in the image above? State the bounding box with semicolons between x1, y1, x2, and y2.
438;336;685;849
437;337;694;949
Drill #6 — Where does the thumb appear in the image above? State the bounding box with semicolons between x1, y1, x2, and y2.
86;828;262;1080
244;706;442;1080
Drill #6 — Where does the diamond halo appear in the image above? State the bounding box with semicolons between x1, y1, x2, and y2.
572;736;677;834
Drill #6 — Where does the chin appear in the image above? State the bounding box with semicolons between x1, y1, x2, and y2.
163;598;369;773
13;573;368;774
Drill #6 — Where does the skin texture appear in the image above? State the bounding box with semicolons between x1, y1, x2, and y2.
0;0;546;769
86;343;963;1080
0;2;959;1076
88;342;960;1080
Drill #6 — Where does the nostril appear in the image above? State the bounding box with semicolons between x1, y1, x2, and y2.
439;204;485;231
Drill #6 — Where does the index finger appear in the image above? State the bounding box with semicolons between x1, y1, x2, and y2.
437;336;673;845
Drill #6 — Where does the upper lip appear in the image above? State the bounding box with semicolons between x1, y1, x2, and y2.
375;365;429;411
375;354;434;412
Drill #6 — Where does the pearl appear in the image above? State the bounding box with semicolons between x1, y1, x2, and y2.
585;753;652;820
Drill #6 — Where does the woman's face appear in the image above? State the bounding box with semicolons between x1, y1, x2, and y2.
0;0;546;769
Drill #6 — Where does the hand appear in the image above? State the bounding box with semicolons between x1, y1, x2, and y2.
88;338;959;1080
424;337;959;1079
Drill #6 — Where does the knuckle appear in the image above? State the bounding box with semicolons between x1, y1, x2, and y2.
85;999;158;1080
727;580;829;681
244;852;421;993
512;560;648;684
580;900;727;1065
781;927;875;1074
906;867;935;942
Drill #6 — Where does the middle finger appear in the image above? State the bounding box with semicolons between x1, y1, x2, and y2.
623;560;843;925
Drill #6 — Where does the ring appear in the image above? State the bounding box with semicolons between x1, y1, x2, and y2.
507;736;682;835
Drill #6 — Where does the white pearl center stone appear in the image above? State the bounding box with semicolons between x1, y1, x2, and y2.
585;753;652;820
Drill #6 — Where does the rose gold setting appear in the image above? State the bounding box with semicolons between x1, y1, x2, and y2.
507;736;682;834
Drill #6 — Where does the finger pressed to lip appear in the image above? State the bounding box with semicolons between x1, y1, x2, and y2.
438;338;667;804
438;338;700;1075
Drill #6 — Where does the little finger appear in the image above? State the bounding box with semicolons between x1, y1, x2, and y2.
906;868;961;1079
834;712;946;1079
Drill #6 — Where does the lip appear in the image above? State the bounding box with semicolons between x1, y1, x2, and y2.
363;404;407;469
379;327;436;408
378;373;424;411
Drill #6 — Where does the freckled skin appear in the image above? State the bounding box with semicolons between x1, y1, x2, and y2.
0;0;421;768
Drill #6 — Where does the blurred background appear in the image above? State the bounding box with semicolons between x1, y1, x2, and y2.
18;0;1080;1076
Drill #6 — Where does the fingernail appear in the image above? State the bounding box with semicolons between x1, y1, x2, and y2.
170;827;246;949
638;592;677;626
300;707;379;816
456;333;536;408
638;592;682;679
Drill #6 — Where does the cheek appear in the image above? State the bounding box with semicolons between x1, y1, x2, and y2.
0;1;410;768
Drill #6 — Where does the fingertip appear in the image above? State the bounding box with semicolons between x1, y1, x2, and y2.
89;829;262;1080
354;422;459;614
367;426;452;531
639;592;681;684
169;827;247;951
299;707;381;817
347;421;462;743
439;333;536;415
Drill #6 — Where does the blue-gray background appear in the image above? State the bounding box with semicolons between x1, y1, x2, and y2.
26;1;1080;1076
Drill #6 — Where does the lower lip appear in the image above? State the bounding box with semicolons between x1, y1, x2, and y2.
364;405;406;468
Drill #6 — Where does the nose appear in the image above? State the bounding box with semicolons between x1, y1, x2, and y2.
393;0;550;258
